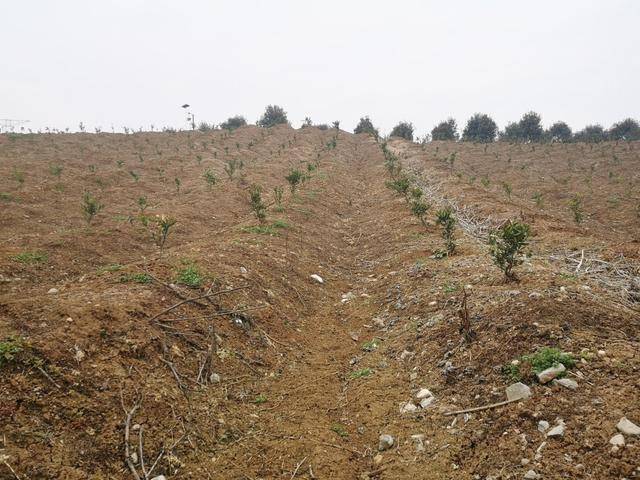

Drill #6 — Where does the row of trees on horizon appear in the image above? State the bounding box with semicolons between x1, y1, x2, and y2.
6;105;639;142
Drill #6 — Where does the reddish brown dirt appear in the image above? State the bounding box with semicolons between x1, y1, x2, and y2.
0;129;638;480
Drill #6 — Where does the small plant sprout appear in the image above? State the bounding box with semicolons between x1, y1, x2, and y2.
273;185;284;209
489;220;530;281
249;184;267;223
174;177;181;193
224;159;239;179
129;170;139;182
12;169;25;186
81;192;103;225
502;182;512;199
50;165;63;177
151;215;177;251
385;175;410;201
568;194;584;224
435;207;456;256
285;169;304;193
532;192;543;208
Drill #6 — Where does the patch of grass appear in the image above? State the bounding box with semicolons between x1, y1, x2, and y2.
175;264;203;288
271;219;289;229
331;424;349;438
242;220;288;235
253;394;268;404
119;272;152;284
0;193;14;202
362;339;380;352
11;252;48;264
98;263;123;274
350;368;373;379
0;336;24;367
504;347;575;381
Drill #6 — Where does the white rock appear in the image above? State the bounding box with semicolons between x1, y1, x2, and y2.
553;378;578;390
521;458;530;466
378;434;394;451
239;266;248;275
419;396;435;409
310;274;324;284
546;424;565;438
617;417;640;436
538;420;550;432
416;388;433;400
400;402;418;414
209;373;221;383
536;363;566;383
47;288;59;295
341;292;356;303
150;476;167;480
524;470;540;479
410;434;425;452
130;452;138;463
609;434;625;447
505;382;532;401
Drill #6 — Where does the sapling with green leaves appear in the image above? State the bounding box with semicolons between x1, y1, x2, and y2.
203;169;217;190
224;159;239;179
489;220;530;281
174;177;181;193
151;215;177;252
435;207;456;256
249;184;267;223
285;169;303;193
385;175;411;201
411;199;430;228
81;192;103;225
568;194;584;224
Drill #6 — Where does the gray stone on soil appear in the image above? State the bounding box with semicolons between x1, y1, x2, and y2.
410;434;425;452
310;274;324;284
400;402;418;414
151;476;167;480
419;396;435;409
378;434;394;451
546;423;565;438
537;420;550;433
536;363;566;383
617;417;640;436
609;433;625;447
416;388;433;400
47;288;59;295
553;378;578;390
505;382;532;401
209;373;221;383
524;470;540;479
373;317;385;328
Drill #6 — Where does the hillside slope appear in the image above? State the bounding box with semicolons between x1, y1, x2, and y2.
0;129;638;479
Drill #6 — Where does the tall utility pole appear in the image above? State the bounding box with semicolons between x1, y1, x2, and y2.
0;119;30;132
181;104;195;130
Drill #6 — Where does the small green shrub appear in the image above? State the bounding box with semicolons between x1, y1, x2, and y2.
273;185;284;209
253;393;268;404
489;220;530;281
151;215;177;251
385;176;410;200
285;169;304;193
435;207;456;256
411;200;430;228
249;184;267;223
331;424;349;438
203;169;217;189
568;194;584;224
81;192;103;224
362;339;380;352
0;336;23;367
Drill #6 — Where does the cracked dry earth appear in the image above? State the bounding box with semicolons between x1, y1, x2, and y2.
1;128;639;480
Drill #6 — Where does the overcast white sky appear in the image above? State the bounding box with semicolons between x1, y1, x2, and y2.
2;0;639;134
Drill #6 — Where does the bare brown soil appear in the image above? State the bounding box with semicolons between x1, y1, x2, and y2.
0;128;638;479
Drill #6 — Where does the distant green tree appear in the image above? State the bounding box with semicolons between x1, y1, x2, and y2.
461;113;498;142
431;118;459;141
546;121;572;142
517;111;544;142
390;121;414;141
258;106;288;128
500;122;523;142
220;116;247;130
608;118;640;141
354;116;379;138
574;124;606;143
